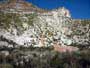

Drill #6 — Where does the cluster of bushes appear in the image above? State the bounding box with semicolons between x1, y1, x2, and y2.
0;47;90;68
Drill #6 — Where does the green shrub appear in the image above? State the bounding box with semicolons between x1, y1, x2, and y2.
0;64;13;68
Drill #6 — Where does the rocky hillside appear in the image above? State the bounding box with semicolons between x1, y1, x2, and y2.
0;0;47;13
0;0;90;49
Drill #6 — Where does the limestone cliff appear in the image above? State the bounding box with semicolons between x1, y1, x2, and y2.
0;1;90;48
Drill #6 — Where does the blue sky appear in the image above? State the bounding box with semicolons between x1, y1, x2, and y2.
26;0;90;19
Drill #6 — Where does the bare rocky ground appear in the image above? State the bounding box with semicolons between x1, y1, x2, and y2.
0;46;90;68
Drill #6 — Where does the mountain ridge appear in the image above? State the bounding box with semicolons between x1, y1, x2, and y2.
0;0;48;13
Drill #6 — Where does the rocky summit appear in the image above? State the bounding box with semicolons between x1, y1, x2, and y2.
0;0;90;50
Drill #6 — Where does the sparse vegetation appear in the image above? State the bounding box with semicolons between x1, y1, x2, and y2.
0;12;37;30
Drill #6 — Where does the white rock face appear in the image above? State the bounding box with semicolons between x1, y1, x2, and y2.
56;7;71;18
0;7;89;47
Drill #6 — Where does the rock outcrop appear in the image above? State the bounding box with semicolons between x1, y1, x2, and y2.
0;0;90;48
